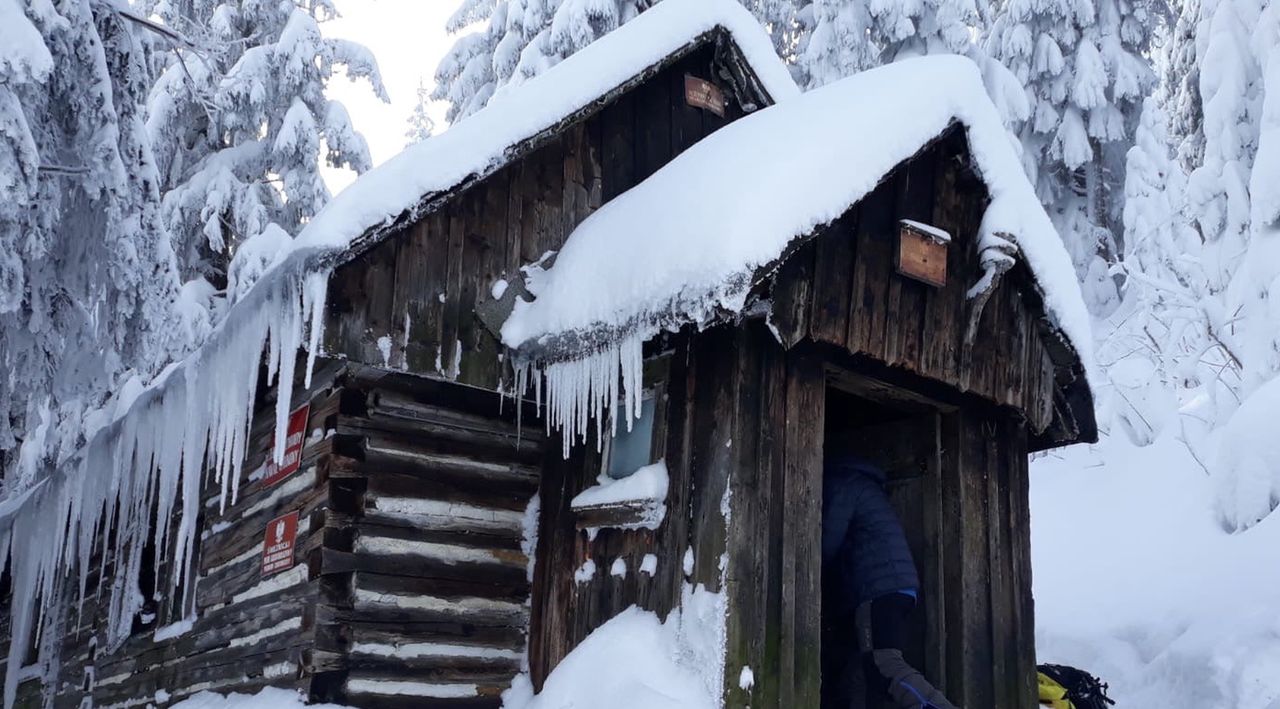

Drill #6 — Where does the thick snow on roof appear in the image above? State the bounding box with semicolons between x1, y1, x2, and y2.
501;55;1093;373
290;0;798;257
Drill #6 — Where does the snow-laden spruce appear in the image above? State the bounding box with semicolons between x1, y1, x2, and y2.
500;55;1093;452
0;1;180;484
984;0;1164;317
434;0;660;122
143;0;386;287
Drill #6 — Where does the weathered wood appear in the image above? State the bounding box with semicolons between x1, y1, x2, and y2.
847;176;897;360
771;240;815;349
687;328;738;591
722;324;776;708
1006;416;1038;708
809;211;858;345
781;350;824;707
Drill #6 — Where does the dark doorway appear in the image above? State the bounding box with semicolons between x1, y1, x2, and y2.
820;385;939;709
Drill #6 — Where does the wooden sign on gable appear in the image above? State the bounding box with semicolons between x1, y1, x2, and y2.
684;75;726;117
895;219;950;288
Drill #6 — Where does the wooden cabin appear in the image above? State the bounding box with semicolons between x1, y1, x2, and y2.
0;1;1095;708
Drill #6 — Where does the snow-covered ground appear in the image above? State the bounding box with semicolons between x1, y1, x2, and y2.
1032;434;1280;709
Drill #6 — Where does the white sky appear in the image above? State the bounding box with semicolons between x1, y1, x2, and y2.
322;1;461;193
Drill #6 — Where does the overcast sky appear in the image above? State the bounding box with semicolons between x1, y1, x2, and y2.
322;1;461;192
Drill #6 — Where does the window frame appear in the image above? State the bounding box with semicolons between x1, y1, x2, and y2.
600;355;670;480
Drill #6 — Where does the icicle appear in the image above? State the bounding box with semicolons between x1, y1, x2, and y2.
0;255;336;709
512;331;647;460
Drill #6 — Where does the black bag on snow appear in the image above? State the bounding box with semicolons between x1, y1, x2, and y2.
1037;663;1116;709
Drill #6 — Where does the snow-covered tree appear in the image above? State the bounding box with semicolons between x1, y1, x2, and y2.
791;0;981;88
1110;99;1229;453
985;0;1163;316
0;1;177;486
434;0;655;123
435;0;986;121
1105;0;1280;531
143;0;387;289
1165;0;1206;168
406;78;436;145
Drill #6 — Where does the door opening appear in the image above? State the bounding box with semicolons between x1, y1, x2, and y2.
820;385;936;709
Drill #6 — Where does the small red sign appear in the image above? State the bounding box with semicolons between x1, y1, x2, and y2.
261;511;299;576
263;403;310;487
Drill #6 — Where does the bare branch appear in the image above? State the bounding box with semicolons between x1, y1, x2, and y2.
39;164;91;176
114;8;198;50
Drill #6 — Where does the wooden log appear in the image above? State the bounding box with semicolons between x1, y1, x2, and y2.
352;514;523;553
318;550;529;602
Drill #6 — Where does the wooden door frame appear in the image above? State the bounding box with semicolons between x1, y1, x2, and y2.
822;362;949;694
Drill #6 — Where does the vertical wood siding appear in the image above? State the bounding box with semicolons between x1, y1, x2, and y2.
770;128;1060;435
324;46;746;393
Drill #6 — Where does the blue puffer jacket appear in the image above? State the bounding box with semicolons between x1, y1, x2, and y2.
822;458;920;615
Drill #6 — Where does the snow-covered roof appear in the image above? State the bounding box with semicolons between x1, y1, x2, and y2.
500;55;1093;378
289;0;798;260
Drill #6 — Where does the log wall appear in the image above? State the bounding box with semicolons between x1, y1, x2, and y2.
1;361;548;709
308;366;542;709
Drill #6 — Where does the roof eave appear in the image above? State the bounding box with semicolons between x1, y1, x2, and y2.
324;27;780;275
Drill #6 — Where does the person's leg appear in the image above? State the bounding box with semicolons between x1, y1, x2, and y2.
870;592;915;650
823;609;859;709
863;593;913;708
863;593;959;709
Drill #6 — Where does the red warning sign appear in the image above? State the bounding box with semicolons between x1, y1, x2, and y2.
261;511;299;576
263;403;310;487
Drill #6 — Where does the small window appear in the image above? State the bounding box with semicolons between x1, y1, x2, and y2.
601;355;669;480
605;394;657;479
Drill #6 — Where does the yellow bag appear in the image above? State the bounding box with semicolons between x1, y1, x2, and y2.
1038;672;1074;709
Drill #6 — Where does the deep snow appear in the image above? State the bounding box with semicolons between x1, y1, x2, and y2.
1032;434;1280;708
501;586;726;709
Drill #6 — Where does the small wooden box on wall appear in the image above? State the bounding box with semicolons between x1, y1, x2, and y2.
895;219;951;288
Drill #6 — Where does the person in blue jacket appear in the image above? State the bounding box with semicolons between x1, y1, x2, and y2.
822;456;958;709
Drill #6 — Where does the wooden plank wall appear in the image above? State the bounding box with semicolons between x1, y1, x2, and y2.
773;127;1059;435
0;361;349;709
309;367;541;709
711;325;1037;709
324;45;741;391
938;408;1038;709
525;327;741;690
720;325;826;709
